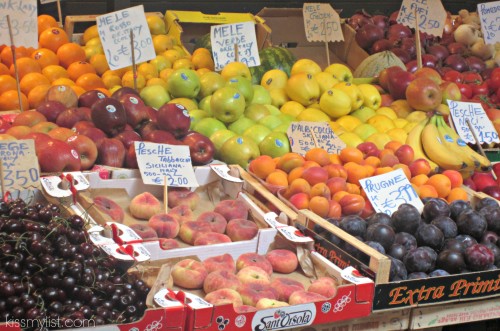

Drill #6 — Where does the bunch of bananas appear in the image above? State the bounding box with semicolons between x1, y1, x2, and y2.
406;114;491;177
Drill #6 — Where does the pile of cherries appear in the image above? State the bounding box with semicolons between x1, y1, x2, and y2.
0;198;149;330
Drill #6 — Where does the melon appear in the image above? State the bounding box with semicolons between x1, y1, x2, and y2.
353;51;406;78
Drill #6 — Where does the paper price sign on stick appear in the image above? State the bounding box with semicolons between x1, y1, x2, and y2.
478;1;500;44
134;141;198;187
287;121;346;156
448;100;500;144
303;3;344;42
40;0;57;3
97;5;155;70
360;168;423;216
0;0;37;48
0;139;40;193
210;21;260;71
396;0;446;37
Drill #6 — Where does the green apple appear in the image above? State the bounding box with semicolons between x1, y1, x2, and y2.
243;124;271;145
351;106;376;123
244;104;270;122
211;86;246;124
228;117;255;135
188;109;209;130
258;132;290;158
251;85;272;105
219;136;260;168
198;95;212;115
226;76;254;105
264;104;281;116
149;55;172;72
277;113;295;124
353;123;378;140
319;88;352;119
167;68;201;98
210;129;236;155
139;85;171;109
273;122;291;133
193;117;226;137
198;71;226;99
257;115;283;130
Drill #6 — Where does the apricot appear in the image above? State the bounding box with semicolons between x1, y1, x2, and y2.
393;163;411;180
409;158;431;177
302;166;329;186
288;192;310;210
266;170;288;187
332;190;349;202
326;177;347;195
446;187;469;203
305;147;331;166
250;155;276;179
374;166;395;175
323;163;348;179
363;156;381;168
418;184;439;199
343;161;368;185
410;174;429;187
303;160;321;169
384;140;403;152
339;147;364;164
310;183;331;198
309;196;330;218
346;183;361;195
442;169;463;189
277;153;305;173
287;166;304;183
339;194;365;216
426;174;451;199
329;154;342;164
328;199;342;218
283;178;311;199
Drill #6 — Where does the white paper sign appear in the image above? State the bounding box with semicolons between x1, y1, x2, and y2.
40;0;57;4
0;139;40;192
448;100;500;144
359;168;423;216
96;5;155;70
303;3;344;42
287;121;346;155
134;141;199;187
396;0;446;37
0;0;38;48
478;1;500;44
210;21;260;71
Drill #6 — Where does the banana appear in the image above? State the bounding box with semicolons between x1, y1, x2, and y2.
405;117;440;172
436;115;491;171
421;115;467;171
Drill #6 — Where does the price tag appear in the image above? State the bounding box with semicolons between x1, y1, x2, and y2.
210;164;243;182
448;100;500;144
134;141;199;187
210;21;260;71
396;0;446;37
359;168;423;216
287;121;346;155
478;1;500;44
40;0;57;4
0;139;40;192
96;5;155;70
303;3;344;42
0;0;38;48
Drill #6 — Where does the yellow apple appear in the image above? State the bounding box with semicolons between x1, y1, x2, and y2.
334;82;364;110
261;69;288;90
315;72;340;95
285;73;321;106
339;132;363;148
350;105;376;123
319;88;352;119
296;107;331;122
280;101;305;118
324;63;353;83
367;114;395;133
291;59;322;76
335;115;362;132
357;83;381;110
375;106;398;120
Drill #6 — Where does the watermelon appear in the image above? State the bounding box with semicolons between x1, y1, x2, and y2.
249;47;296;84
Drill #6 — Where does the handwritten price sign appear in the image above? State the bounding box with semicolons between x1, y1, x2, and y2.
287;121;346;156
448;100;500;144
134;141;198;187
396;0;446;37
210;21;260;71
0;139;40;192
478;1;500;44
360;168;423;216
303;3;343;42
97;5;155;70
0;0;37;48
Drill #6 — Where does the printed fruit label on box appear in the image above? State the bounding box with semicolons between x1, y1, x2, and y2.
251;303;316;330
396;0;446;37
477;1;500;44
303;3;344;42
287;121;345;155
448;100;500;144
0;0;37;48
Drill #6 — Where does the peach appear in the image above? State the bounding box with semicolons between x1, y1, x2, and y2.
196;211;227;234
194;232;232;246
301;167;329;186
178;221;212;245
169;205;194;225
236;253;273;275
310;183;331;198
379;153;399;167
171;258;208;289
288;290;327;305
159;238;180;250
226;218;259;242
288;192;309;210
394;144;414;165
167;188;200;210
93;196;125;222
204;288;243;307
129;223;158;239
271;277;305;302
256;298;290;310
308;277;338;299
203;254;236;274
234;305;257;313
238;283;278;307
236;266;271;286
129;192;162;220
283;178;310;199
148;213;179;238
214;199;249;221
326;177;347;195
203;270;241;293
277;152;305;173
265;249;298;274
309;196;330;218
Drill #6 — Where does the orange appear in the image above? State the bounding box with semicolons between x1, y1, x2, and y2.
70;85;86;97
339;147;364;164
0;75;18;94
28;84;51;109
0;90;28;111
89;54;109;75
57;43;87;68
426;174;452;199
20;73;50;95
31;48;59;68
0;63;10;75
37;15;59;36
305;148;331;166
102;74;122;89
418;184;439;199
67;61;96;81
75;73;105;90
42;65;69;82
39;28;69;53
1;46;30;68
52;78;75;86
10;57;41;79
446;187;469;203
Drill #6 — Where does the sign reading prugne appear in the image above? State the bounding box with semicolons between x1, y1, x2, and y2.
251;304;316;331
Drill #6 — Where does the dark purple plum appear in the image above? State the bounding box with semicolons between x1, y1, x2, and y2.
478;206;500;234
365;223;395;251
366;213;392;228
456;210;487;240
422;198;450;222
431;216;458;239
365;241;385;254
455;234;478;251
481;231;499;245
389;258;408;281
415;224;444;251
475;197;498;211
407;272;429;279
391;204;420;234
429;269;450;277
339;215;367;239
443;238;465;253
403;247;436;273
388;244;406;260
465;244;494;271
340;236;364;259
394;232;418;251
487;264;498;270
483;242;500;265
449;199;472;220
437;249;466;274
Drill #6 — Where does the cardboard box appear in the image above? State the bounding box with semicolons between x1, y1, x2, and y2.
255;8;369;70
165;10;272;55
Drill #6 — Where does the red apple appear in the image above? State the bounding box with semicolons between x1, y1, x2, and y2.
114;130;142;149
355;23;384;50
118;93;150;129
472;172;498;192
111;86;139;100
96;137;126;168
388;68;415;100
414;67;442;85
78;90;107;108
56;107;92;128
0;117;12;133
143;129;178;145
156;103;191;138
181;131;215;165
405;77;442;111
72;120;95;133
36;100;67;123
66;134;98;170
91;97;127;136
37;139;81;172
124;144;138;169
387;24;412;41
78;126;107;148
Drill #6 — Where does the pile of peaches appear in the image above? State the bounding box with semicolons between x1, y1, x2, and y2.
249;141;470;218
